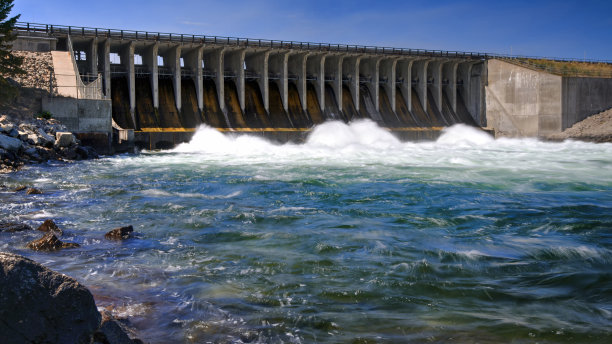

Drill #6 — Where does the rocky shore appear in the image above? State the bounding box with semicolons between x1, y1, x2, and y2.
0;114;98;173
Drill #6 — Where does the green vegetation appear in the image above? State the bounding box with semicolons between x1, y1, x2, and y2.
35;110;53;120
0;0;23;103
519;58;612;78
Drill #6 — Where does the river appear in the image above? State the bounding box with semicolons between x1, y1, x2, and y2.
1;120;611;343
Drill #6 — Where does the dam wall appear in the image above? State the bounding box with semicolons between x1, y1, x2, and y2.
562;77;612;130
12;24;486;143
486;59;612;138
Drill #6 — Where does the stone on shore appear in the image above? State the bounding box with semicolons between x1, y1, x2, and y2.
0;251;101;344
55;131;76;148
37;219;63;235
27;233;79;251
105;226;134;240
0;222;33;232
0;133;23;152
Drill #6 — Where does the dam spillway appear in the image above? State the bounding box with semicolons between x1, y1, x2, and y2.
16;23;492;147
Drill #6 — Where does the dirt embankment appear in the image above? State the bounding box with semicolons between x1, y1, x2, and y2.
547;108;612;143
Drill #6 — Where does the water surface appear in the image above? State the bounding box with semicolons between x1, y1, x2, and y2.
1;121;611;343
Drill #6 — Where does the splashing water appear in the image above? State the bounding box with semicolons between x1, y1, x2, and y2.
1;120;611;343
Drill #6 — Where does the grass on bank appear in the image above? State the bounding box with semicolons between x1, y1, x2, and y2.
517;58;612;78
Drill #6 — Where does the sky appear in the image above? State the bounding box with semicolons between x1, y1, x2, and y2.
11;0;612;61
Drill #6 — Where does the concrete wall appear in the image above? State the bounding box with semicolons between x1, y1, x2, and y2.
12;35;57;52
42;97;112;133
485;59;562;137
562;77;612;130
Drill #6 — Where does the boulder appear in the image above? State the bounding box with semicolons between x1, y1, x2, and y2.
0;222;33;232
27;133;42;146
14;185;27;192
24;146;42;161
55;132;76;148
0;133;23;152
37;219;63;236
18;131;30;141
8;128;19;138
38;128;55;147
27;233;79;251
0;251;101;344
105;226;134;240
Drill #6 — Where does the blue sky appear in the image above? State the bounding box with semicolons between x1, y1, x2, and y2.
12;0;612;61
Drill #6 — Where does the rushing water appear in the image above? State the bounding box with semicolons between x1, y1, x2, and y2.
1;121;611;343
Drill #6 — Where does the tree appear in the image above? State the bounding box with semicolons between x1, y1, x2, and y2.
0;0;24;103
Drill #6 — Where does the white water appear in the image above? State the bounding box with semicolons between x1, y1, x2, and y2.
169;120;612;186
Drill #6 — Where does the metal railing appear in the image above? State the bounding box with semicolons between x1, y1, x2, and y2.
16;21;612;64
15;21;492;60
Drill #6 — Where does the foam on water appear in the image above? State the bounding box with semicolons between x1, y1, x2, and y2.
168;120;612;187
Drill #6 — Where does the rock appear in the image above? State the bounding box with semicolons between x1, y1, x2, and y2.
14;185;27;191
0;123;15;134
0;222;33;232
37;219;63;235
59;146;79;160
26;187;42;195
94;310;136;344
38;128;55;147
27;133;42;146
0;251;101;344
0;133;23;152
18;131;30;141
105;226;134;240
8;128;19;138
27;233;80;251
55;131;76;148
24;146;42;161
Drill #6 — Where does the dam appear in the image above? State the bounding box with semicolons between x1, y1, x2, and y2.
11;22;612;151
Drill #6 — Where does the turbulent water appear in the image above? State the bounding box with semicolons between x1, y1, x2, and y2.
1;120;611;343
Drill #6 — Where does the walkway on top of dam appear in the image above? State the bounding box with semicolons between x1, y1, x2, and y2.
15;22;490;60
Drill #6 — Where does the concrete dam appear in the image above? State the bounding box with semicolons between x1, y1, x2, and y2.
13;23;612;151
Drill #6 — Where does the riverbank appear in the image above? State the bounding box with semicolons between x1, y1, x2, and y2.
0;114;98;173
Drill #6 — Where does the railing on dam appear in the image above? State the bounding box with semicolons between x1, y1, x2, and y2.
15;22;612;65
15;22;491;60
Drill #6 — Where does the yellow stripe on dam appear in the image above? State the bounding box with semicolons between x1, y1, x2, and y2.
136;127;445;133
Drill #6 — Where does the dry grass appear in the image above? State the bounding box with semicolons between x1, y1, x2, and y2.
520;58;612;78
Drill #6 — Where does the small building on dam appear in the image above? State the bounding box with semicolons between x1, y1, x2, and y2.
11;23;612;151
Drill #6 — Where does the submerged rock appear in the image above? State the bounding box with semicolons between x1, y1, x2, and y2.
37;219;63;235
26;187;42;195
0;251;101;344
27;233;79;251
105;226;134;240
0;222;33;232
